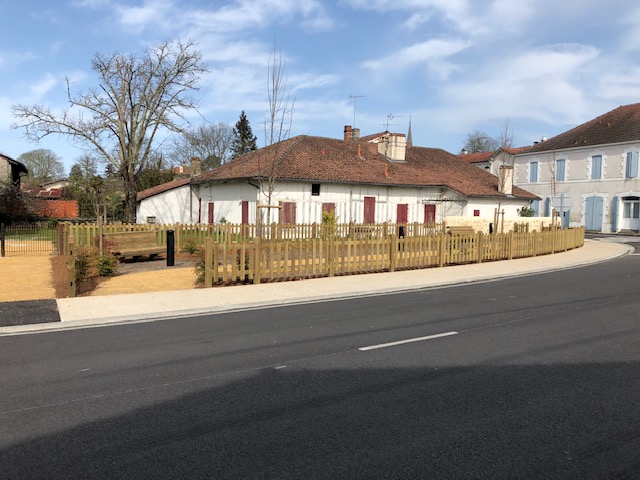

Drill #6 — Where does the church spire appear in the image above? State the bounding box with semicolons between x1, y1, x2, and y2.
407;116;413;147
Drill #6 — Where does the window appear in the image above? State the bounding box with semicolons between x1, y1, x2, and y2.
626;151;639;178
529;162;538;182
311;183;320;196
591;155;602;180
473;209;480;217
556;159;565;181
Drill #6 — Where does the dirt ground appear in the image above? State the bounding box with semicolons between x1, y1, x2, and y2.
0;253;199;303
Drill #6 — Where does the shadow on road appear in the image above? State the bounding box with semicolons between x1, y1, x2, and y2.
3;362;639;479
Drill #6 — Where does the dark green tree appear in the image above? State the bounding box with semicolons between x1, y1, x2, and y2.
230;111;257;159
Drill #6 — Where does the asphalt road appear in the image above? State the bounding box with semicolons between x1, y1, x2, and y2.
1;253;639;479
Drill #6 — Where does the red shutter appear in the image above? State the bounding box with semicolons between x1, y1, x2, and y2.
364;196;375;223
397;204;408;224
280;202;296;224
241;201;249;224
207;203;214;224
322;202;335;215
424;204;436;224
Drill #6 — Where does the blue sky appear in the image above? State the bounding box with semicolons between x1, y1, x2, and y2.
2;0;640;173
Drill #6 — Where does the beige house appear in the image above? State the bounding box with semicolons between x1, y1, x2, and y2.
513;103;640;232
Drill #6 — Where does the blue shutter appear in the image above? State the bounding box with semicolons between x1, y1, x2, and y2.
556;159;565;181
544;197;551;216
532;200;540;216
530;162;538;182
611;196;618;232
592;155;602;180
626;152;639;178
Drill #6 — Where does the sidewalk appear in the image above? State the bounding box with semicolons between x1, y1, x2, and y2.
0;240;631;335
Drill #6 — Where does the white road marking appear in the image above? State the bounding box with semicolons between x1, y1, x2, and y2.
359;331;458;351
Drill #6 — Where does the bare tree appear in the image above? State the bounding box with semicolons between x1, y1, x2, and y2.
169;122;234;171
259;47;295;226
17;149;65;187
463;130;498;153
12;39;207;223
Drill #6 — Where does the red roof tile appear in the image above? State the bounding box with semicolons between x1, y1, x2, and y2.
136;178;191;201
527;102;640;153
192;135;538;200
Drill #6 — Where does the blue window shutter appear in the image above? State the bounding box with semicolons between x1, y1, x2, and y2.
611;196;618;232
627;152;639;178
544;197;551;216
532;200;540;216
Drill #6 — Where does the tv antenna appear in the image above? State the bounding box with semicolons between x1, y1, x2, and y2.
384;113;403;131
349;94;365;127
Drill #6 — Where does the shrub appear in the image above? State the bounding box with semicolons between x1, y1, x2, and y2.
322;210;336;225
194;247;206;285
518;205;535;217
98;255;119;276
74;246;93;284
181;238;198;254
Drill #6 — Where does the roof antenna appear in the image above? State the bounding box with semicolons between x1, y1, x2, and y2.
384;113;403;131
349;94;365;127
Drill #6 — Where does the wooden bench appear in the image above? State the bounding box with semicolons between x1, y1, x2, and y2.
103;231;165;261
448;225;475;236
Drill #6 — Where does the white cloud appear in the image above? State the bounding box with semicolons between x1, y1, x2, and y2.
29;73;59;100
115;0;173;30
362;38;470;79
430;44;600;134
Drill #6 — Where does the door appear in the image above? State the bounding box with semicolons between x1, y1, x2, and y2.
584;196;603;231
424;204;436;224
621;196;640;231
363;197;375;224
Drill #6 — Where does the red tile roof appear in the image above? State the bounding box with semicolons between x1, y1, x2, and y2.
527;102;640;153
459;151;493;163
192;135;538;200
136;178;191;201
459;146;532;164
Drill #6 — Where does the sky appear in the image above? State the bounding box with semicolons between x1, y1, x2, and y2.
2;0;640;174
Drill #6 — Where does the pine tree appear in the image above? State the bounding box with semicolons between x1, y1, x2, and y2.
230;111;257;159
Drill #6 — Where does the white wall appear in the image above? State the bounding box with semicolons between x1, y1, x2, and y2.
136;186;195;224
139;179;535;226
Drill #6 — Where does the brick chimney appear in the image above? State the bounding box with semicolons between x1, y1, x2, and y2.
344;125;353;141
191;157;202;177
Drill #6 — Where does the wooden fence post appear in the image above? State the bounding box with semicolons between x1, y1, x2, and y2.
389;233;397;272
438;230;446;268
328;235;335;277
254;234;261;285
0;223;5;257
508;231;514;260
205;237;213;288
477;231;484;264
67;237;76;298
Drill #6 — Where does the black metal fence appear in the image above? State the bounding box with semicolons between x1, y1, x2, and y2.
0;223;60;256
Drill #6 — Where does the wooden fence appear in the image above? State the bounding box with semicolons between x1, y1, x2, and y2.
202;227;585;286
60;221;445;255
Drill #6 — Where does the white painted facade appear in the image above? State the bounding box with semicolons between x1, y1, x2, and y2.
137;179;533;226
514;141;640;232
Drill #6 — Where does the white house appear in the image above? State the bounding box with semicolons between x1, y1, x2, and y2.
137;128;539;228
513;102;640;232
460;146;532;175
